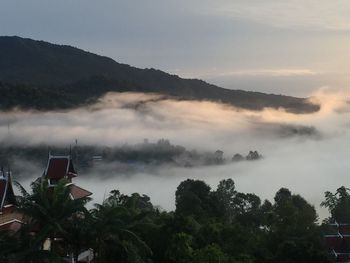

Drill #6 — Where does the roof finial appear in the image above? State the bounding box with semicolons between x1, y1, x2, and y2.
47;145;52;158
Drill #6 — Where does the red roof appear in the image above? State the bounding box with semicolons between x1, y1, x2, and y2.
45;156;77;179
69;184;92;200
340;225;350;235
44;155;91;201
325;236;342;249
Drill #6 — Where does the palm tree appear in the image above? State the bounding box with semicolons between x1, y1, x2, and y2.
90;192;153;263
14;178;90;261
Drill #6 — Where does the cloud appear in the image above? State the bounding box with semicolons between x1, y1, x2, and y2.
208;0;350;31
216;69;318;77
0;92;331;150
6;89;350;219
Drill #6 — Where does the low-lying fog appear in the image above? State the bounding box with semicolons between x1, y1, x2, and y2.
3;89;350;219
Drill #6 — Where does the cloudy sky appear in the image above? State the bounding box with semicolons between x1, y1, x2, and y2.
1;0;350;96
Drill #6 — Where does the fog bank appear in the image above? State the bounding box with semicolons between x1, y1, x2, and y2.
7;89;350;219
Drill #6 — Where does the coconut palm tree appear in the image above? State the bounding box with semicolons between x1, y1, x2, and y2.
14;179;90;261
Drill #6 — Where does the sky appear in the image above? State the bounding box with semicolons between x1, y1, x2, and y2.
2;1;350;218
2;0;350;96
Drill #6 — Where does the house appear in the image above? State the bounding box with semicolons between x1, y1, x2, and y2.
0;169;23;232
43;154;92;200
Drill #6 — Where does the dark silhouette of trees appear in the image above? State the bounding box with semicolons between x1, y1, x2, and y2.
321;186;350;223
0;178;334;262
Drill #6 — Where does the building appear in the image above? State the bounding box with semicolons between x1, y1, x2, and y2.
41;154;93;258
0;169;23;232
43;154;92;200
325;222;350;262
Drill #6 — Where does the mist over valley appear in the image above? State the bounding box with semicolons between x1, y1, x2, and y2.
0;90;347;219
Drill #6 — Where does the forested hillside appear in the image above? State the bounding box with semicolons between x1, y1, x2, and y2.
0;36;319;113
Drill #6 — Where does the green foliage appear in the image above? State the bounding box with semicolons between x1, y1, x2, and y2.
5;179;90;262
89;191;153;263
166;232;194;263
193;244;230;263
321;186;350;222
1;178;334;262
175;179;213;220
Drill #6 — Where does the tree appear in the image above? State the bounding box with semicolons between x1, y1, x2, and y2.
321;186;350;223
175;179;212;220
193;244;230;263
166;232;193;263
89;191;152;263
14;179;90;261
266;188;328;262
213;179;237;222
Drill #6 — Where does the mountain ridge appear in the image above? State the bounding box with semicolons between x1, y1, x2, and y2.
0;36;320;113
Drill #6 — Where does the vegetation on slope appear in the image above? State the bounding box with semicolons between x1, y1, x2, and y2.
0;36;319;113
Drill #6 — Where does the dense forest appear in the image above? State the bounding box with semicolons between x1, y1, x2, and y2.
1;177;345;262
0;36;319;113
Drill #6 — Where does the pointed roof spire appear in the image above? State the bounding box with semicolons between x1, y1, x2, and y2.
0;167;16;211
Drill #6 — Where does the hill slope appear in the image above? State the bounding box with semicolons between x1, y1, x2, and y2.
0;36;319;113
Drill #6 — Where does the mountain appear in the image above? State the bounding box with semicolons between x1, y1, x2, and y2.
0;36;319;113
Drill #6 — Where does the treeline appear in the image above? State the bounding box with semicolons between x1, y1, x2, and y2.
1;178;345;262
0;141;261;177
0;80;121;110
0;82;78;110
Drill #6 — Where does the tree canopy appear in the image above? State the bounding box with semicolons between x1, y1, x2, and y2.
0;178;335;262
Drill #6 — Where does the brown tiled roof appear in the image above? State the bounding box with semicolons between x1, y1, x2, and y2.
46;156;77;179
69;184;92;200
0;211;23;225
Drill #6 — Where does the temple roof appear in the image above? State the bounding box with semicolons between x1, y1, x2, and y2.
69;184;92;200
44;155;77;179
325;222;350;262
43;154;91;200
0;170;16;212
